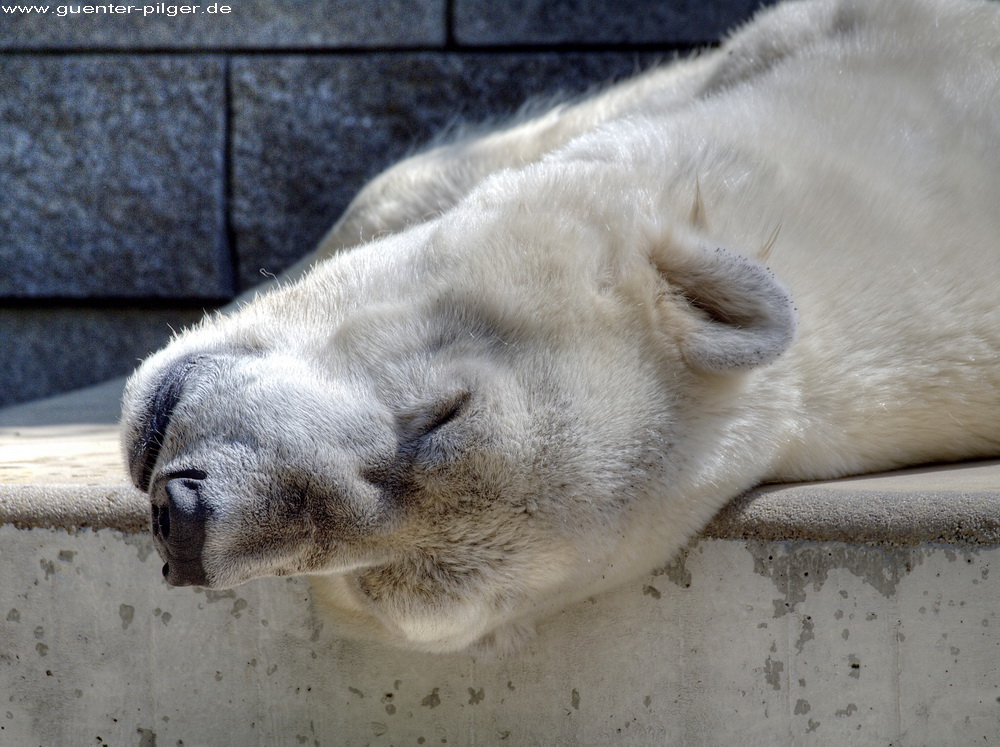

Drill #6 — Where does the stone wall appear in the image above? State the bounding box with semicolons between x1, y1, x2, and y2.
0;0;771;407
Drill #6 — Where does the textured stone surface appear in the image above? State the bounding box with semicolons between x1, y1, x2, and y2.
0;307;206;408
0;56;229;299
231;52;652;289
454;0;774;45
0;0;444;49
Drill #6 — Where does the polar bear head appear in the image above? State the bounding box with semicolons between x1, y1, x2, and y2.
121;170;796;652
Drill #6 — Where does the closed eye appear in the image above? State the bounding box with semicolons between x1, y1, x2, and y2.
394;389;473;472
422;390;471;436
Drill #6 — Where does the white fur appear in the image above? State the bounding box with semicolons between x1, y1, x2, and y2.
121;0;1000;656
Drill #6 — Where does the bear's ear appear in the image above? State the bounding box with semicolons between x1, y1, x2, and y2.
651;239;797;373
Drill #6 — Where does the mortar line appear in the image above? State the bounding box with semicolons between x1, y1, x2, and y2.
444;0;456;49
220;54;238;298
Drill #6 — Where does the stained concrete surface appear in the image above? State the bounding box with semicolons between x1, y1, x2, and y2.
1;383;999;744
0;529;997;745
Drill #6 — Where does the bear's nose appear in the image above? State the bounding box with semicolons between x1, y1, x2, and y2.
151;472;209;587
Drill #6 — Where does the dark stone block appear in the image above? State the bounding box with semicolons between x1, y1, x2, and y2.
231;52;653;289
454;0;774;46
0;306;207;408
0;56;229;299
0;1;444;49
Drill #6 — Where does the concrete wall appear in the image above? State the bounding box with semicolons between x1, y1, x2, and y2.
2;525;997;745
0;0;776;408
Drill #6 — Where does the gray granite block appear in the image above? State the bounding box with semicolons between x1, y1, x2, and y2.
0;1;444;49
454;0;774;46
0;306;207;408
0;56;229;299
231;52;652;290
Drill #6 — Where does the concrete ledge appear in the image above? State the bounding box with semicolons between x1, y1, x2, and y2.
708;461;1000;546
2;379;999;545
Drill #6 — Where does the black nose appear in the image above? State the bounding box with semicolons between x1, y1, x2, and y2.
151;471;210;587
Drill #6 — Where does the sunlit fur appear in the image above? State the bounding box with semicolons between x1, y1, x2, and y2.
122;0;1000;656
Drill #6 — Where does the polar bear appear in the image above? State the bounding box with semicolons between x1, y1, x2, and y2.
121;0;1000;656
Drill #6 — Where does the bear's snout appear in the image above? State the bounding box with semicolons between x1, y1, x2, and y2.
126;354;207;492
151;471;210;587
